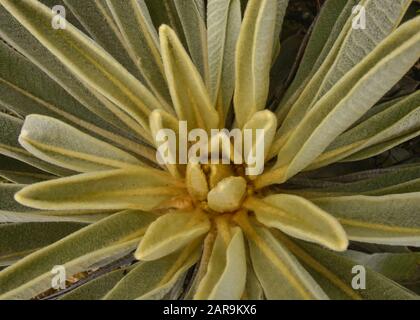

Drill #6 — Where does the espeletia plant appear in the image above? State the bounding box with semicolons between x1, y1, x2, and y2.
0;0;419;300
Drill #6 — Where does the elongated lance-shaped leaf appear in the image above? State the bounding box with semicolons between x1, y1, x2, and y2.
0;155;53;184
343;128;420;162
234;214;328;300
313;193;420;247
144;0;187;46
19;115;144;173
273;0;410;152
0;61;156;162
38;0;87;31
0;112;71;176
15;168;186;211
207;0;241;123
159;25;219;132
73;82;157;149
2;188;115;224
0;36;131;141
287;240;418;300
309;90;420;170
0;222;86;267
62;0;145;82
234;0;277;127
0;0;163;133
268;32;306;108
342;251;420;289
0;210;156;296
275;0;353;119
0;29;156;160
1;238;139;299
106;243;200;300
195;226;246;300
315;0;412;99
194;0;206;21
257;16;420;188
135;211;210;261
60;266;132;300
181;232;217;300
174;0;209;85
244;257;264;300
106;0;172;110
244;195;348;251
0;8;138;137
271;0;288;61
0;183;82;216
293;164;420;198
0;211;110;225
1;184;39;214
352;97;406;128
0;184;111;224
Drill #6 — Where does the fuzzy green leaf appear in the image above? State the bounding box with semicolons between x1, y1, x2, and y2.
288;239;419;300
0;0;162;132
60;266;132;300
144;0;186;45
313;193;420;246
234;0;277;127
15;168;185;211
245;195;348;251
296;164;420;198
0;7;136;135
343;128;420;162
0;112;71;176
207;0;241;122
174;0;209;84
0;155;53;184
343;251;420;290
258;16;420;187
310;90;420;169
316;0;412;97
0;38;154;161
105;244;200;300
0;184;111;224
244;258;264;300
19;115;144;173
277;0;351;117
271;0;288;60
236;216;328;300
62;0;145;81
159;25;219;131
0;222;85;267
275;0;411;143
195;227;247;300
0;210;156;298
135;211;210;261
106;0;172;110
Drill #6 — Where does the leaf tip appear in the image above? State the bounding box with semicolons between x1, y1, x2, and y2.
158;24;172;38
327;228;349;252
